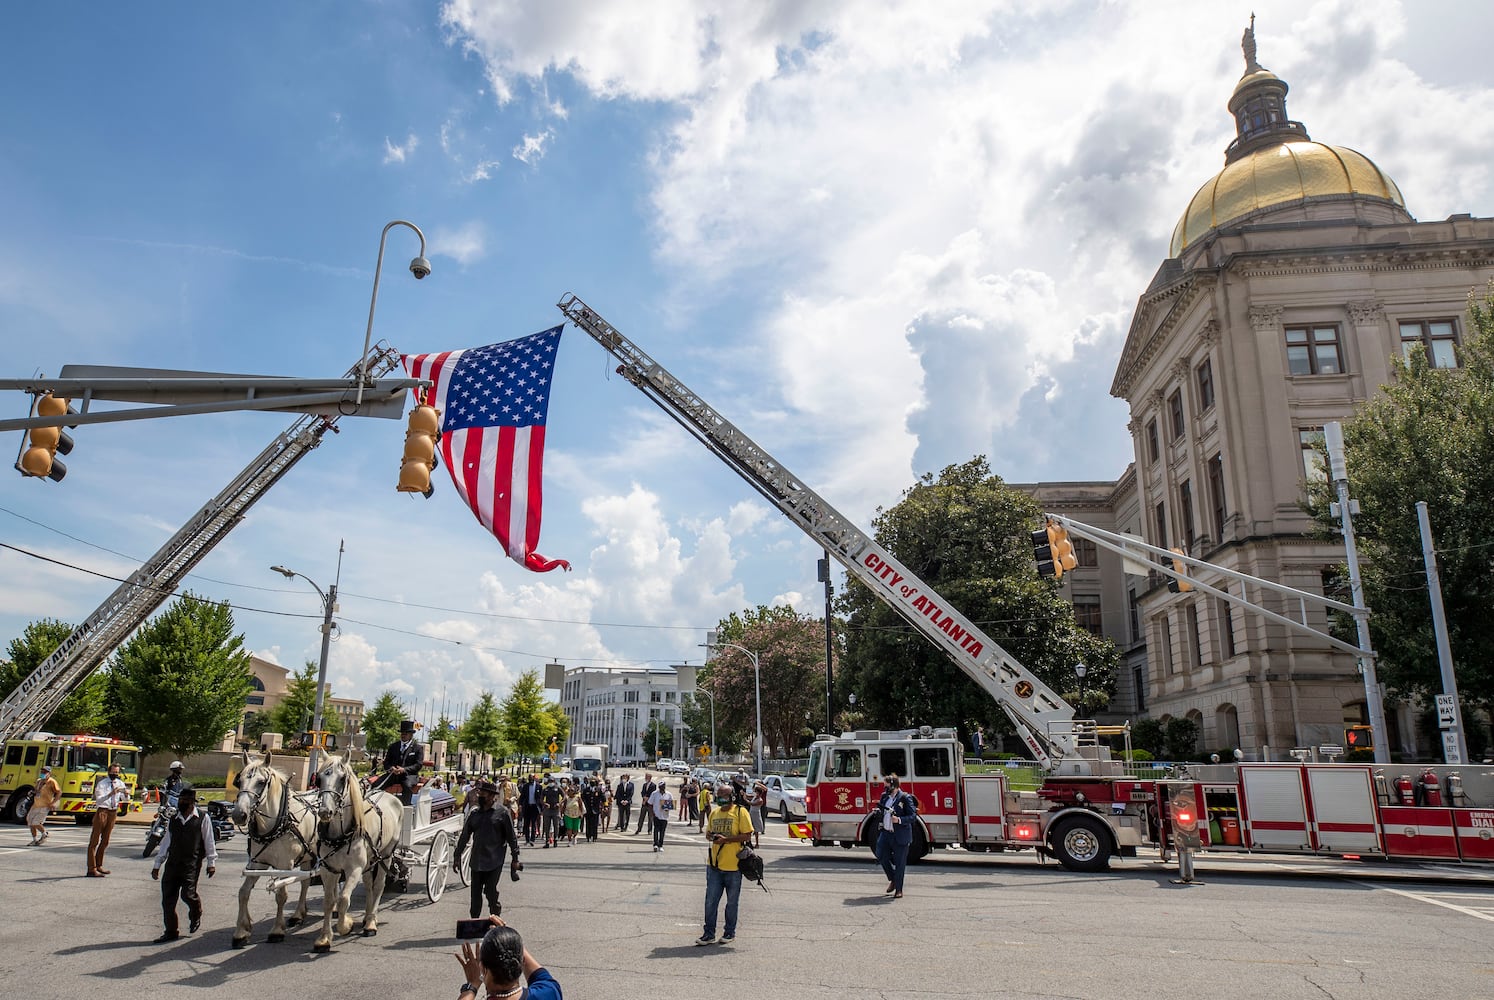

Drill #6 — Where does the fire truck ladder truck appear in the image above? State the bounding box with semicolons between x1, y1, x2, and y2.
0;346;405;742
557;294;1100;774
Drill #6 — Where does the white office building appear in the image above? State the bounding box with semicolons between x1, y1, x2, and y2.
557;665;686;764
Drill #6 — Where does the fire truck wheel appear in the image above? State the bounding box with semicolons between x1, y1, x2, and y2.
3;790;31;825
1048;814;1112;873
908;826;929;863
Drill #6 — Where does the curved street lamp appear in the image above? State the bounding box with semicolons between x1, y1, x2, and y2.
703;635;764;776
271;541;345;773
356;220;430;405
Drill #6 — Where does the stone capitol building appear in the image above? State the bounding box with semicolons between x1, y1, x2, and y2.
1017;25;1494;761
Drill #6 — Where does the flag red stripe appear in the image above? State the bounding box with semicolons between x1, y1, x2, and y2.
494;427;517;557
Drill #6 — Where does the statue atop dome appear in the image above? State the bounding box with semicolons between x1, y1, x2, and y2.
1242;14;1260;73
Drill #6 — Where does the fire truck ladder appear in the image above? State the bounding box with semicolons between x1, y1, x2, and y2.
0;346;404;742
557;294;1090;772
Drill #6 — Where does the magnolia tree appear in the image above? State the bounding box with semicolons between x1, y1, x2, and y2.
706;605;830;757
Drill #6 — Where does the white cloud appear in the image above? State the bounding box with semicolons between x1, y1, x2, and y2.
431;221;487;265
511;129;553;165
383;132;420;164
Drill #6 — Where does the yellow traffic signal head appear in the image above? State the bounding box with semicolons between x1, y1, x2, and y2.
1046;521;1077;578
397;404;441;495
1167;547;1192;593
19;393;73;482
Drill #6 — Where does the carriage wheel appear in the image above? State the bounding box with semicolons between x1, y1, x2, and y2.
426;830;451;903
457;844;472;888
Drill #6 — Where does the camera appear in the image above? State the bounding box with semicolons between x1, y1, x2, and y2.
510;861;523;882
409;256;432;280
456;918;489;940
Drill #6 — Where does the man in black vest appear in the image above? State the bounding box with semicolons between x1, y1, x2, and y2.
453;780;521;919
150;785;217;943
614;773;635;832
634;773;657;835
381;720;424;805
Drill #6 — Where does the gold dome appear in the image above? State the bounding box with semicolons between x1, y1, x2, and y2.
1170;141;1405;256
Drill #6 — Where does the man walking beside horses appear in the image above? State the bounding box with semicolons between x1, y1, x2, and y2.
454;780;521;919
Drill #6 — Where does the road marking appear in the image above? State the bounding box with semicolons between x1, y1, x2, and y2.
1358;882;1494;922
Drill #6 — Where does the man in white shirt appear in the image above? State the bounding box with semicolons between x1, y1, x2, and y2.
150;786;218;942
86;762;130;877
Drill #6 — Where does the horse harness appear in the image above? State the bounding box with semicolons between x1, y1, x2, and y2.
316;769;399;881
239;768;317;868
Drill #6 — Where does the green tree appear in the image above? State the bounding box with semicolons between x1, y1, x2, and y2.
1163;717;1201;762
1;619;113;735
641;718;674;759
362;691;404;752
463;692;506;759
496;670;551;763
707;606;830;756
1305;281;1494;728
265;660;344;741
836;457;1118;752
545;702;570;747
110;595;254;757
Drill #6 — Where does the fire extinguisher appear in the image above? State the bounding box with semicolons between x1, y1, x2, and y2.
1395;773;1416;806
1421;768;1443;807
1448;772;1467;807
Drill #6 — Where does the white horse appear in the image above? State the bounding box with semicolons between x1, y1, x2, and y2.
228;751;320;949
312;750;402;952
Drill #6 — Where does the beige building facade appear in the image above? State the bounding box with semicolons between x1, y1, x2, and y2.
1020;28;1494;760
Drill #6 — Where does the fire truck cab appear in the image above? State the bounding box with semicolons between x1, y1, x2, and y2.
0;733;141;825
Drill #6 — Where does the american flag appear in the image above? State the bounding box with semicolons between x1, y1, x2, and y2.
402;325;570;573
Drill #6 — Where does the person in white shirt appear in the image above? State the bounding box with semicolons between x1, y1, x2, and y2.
150;786;218;942
86;763;131;877
649;783;674;852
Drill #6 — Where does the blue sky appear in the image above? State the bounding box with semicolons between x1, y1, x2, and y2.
4;1;1493;723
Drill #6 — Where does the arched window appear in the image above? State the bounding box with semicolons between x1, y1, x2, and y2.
1185;710;1205;753
1216;704;1240;751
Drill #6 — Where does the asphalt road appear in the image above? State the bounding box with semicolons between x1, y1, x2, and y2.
1;812;1492;999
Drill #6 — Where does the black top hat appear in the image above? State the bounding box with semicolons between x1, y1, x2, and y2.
399;720;416;733
177;784;197;800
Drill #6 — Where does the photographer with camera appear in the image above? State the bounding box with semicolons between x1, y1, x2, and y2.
454;780;521;920
453;916;560;1000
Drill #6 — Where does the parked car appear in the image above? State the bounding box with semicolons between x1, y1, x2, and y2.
762;774;807;821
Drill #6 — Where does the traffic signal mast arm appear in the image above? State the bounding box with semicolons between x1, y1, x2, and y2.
1042;513;1373;660
556;294;1081;769
0;346;406;742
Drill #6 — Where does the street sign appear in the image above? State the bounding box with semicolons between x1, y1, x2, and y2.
1319;744;1344;757
1443;730;1464;764
1436;694;1457;729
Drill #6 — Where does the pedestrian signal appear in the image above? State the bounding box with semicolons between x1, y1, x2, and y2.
1345;725;1374;751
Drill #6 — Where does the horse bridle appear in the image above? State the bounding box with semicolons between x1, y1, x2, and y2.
316;762;397;876
237;765;315;864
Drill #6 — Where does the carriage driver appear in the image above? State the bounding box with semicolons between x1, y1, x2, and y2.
381;720;425;806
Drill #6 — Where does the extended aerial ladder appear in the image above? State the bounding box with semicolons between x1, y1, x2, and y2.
0;346;407;742
556;295;1096;772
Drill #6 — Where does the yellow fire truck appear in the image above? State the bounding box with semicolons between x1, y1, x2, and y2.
0;733;140;825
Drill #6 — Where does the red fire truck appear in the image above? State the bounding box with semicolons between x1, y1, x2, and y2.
797;727;1494;871
553;296;1491;875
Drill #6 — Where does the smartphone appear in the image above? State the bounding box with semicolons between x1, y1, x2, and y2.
456;919;490;940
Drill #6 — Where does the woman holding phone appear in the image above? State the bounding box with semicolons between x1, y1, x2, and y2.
454;916;561;1000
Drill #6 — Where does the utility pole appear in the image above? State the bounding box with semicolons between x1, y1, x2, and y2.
1324;423;1389;764
1417;500;1467;763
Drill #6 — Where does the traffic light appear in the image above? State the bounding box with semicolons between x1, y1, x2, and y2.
18;393;75;482
397;403;440;496
1166;547;1193;593
1169;786;1201;848
1345;725;1375;751
1048;522;1078;579
1030;528;1056;578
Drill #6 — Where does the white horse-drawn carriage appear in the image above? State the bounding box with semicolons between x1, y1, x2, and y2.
228;750;465;951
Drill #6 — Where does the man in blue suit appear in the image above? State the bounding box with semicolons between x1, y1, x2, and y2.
875;774;918;899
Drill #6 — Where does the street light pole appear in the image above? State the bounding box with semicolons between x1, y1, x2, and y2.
1075;662;1088;711
271;540;345;774
357;220;430;405
693;688;717;764
703;634;764;776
